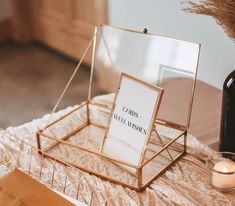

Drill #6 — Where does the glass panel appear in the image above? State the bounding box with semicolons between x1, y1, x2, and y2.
92;25;200;127
142;133;185;186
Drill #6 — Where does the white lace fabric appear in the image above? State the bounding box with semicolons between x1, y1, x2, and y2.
0;94;234;206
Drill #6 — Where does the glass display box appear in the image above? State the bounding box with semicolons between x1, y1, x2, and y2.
36;25;200;191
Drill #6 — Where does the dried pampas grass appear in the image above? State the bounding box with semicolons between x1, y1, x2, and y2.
182;0;235;41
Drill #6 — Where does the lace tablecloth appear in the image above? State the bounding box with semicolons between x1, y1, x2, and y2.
0;94;235;206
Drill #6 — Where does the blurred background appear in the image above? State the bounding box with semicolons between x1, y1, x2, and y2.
1;0;235;150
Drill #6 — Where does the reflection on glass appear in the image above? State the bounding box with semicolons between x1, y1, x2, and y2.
93;25;200;127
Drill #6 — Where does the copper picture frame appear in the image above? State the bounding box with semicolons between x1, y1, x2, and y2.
101;72;164;174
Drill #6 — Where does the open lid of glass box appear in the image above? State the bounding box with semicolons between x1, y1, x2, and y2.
90;25;200;129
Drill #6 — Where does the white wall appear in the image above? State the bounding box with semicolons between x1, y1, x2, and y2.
0;0;11;20
108;0;235;89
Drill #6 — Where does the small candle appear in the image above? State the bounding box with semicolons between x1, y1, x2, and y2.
212;160;235;189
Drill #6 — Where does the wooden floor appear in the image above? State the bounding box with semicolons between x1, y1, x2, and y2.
189;80;222;151
0;41;101;128
0;40;221;150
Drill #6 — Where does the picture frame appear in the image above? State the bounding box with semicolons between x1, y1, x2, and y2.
101;72;164;173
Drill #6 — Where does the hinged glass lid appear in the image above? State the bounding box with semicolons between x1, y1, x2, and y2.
91;25;200;128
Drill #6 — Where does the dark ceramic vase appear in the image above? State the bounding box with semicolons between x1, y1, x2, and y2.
220;70;235;153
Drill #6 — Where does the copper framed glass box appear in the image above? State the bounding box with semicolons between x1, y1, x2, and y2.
36;25;200;191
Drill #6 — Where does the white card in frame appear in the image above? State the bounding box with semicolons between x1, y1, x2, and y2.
101;72;164;174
